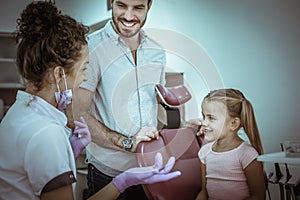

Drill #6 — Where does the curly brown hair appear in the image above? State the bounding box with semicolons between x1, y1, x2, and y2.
16;0;89;90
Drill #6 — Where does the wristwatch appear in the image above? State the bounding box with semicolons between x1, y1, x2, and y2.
122;137;133;151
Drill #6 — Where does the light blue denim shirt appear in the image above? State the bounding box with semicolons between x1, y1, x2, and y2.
81;21;166;176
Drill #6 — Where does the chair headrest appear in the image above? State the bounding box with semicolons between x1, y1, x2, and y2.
155;84;192;107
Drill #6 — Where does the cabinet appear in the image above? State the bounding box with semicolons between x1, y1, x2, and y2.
0;32;24;118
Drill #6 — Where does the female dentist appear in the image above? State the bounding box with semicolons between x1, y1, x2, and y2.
0;1;180;200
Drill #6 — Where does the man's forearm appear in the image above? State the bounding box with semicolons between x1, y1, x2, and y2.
80;111;131;151
66;103;130;151
80;113;160;152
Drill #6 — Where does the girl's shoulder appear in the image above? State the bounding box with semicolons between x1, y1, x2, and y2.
199;141;214;157
238;142;259;168
201;141;214;151
240;141;258;153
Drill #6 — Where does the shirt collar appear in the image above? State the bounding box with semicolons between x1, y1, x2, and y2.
16;90;67;127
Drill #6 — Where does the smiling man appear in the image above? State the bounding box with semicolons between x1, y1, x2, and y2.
109;0;154;62
111;0;149;36
69;0;167;199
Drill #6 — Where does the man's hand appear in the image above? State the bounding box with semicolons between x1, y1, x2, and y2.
184;119;208;145
131;127;159;152
184;119;202;136
136;126;159;141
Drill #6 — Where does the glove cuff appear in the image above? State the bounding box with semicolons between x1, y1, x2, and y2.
70;135;84;159
112;175;127;193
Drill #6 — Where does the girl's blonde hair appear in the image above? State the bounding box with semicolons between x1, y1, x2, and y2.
203;88;264;155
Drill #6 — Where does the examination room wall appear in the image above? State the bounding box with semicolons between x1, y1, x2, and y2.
146;0;300;152
1;0;300;199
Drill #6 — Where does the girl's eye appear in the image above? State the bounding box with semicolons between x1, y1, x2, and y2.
206;115;215;121
209;117;216;121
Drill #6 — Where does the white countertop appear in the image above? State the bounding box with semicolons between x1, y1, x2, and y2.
257;152;300;165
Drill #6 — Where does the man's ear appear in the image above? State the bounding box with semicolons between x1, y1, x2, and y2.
110;0;114;7
148;0;153;10
230;117;241;131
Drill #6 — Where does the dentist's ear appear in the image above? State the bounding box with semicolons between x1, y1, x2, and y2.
231;117;241;131
53;66;63;82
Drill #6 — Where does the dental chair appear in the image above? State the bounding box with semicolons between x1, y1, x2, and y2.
136;85;203;200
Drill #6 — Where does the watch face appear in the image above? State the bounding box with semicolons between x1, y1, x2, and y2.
122;138;133;149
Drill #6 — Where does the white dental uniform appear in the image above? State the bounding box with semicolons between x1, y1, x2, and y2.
0;91;76;199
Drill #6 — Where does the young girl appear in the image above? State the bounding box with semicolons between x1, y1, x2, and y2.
196;89;266;200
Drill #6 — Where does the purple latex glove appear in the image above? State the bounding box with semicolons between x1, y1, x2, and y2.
112;152;181;193
70;116;91;159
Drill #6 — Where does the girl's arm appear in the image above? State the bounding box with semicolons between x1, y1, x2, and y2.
244;160;266;200
195;163;208;200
